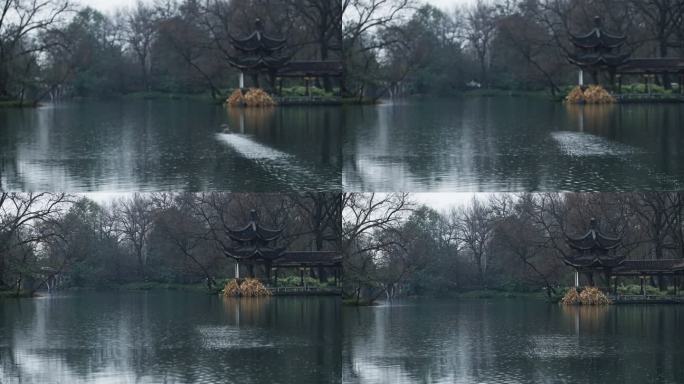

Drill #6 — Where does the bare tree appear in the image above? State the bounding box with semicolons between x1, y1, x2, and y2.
126;0;159;91
0;0;71;99
465;0;498;87
0;192;71;291
452;196;498;288
115;194;155;279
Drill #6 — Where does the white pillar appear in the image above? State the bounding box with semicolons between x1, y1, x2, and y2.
235;262;240;279
574;271;580;288
579;70;584;86
239;72;245;89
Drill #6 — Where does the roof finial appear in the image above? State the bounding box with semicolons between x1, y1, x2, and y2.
593;16;603;28
590;218;598;229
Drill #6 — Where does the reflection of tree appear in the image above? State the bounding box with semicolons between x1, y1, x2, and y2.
221;296;272;325
562;304;610;332
226;107;276;134
565;104;616;135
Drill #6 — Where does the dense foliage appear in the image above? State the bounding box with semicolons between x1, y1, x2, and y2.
0;193;340;296
0;0;342;104
343;0;684;99
343;193;684;302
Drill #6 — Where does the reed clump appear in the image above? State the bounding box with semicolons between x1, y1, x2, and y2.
561;287;612;305
226;88;277;107
565;85;616;104
223;278;272;297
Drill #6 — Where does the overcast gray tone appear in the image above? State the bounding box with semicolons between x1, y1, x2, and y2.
79;0;471;12
77;0;138;12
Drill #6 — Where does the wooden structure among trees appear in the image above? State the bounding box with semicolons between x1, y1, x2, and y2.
568;16;684;95
224;210;342;293
564;218;684;302
227;19;343;95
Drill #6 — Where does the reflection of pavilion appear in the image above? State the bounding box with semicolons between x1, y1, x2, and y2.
564;218;684;302
224;210;342;294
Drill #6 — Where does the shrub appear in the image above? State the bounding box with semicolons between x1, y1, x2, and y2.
565;85;615;104
223;278;272;297
226;88;276;107
561;287;612;305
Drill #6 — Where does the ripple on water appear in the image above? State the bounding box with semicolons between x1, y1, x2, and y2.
527;335;609;359
550;131;642;157
196;325;276;350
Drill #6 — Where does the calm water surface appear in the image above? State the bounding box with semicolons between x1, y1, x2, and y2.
343;98;684;191
343;300;684;384
0;292;341;384
0;100;342;192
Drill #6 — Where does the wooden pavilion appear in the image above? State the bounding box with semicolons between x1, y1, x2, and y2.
564;218;684;299
568;16;684;94
227;19;343;95
224;210;342;290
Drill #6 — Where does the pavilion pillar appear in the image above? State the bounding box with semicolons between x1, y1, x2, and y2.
235;262;240;279
334;269;338;286
239;72;245;89
674;276;677;296
679;74;683;95
574;271;579;289
579;69;584;86
613;275;618;295
274;268;279;287
640;276;645;296
645;75;650;94
618;75;623;94
264;261;271;283
247;264;254;278
251;73;259;89
300;268;304;286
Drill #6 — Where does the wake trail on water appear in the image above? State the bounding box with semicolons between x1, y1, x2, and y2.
550;131;641;157
551;131;681;190
216;133;335;190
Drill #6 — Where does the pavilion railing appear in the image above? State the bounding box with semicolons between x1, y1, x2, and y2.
610;294;684;303
268;286;342;295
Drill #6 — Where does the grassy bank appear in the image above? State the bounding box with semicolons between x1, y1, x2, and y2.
122;91;223;104
0;100;37;108
461;89;552;99
343;289;558;306
0;289;35;298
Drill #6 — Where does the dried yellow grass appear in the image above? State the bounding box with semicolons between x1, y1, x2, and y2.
223;278;272;297
226;88;276;107
561;287;612;305
565;85;616;104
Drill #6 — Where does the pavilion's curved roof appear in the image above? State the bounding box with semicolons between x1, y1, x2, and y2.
566;218;622;251
230;19;287;53
568;52;631;67
228;54;292;71
563;255;626;269
224;245;287;261
227;210;283;242
570;17;626;49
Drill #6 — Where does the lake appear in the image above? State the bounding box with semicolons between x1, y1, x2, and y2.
0;292;341;384
343;299;684;384
343;97;684;191
0;100;342;192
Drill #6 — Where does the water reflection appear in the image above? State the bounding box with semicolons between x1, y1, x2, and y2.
0;292;341;384
343;98;684;191
0;100;342;192
343;300;684;384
